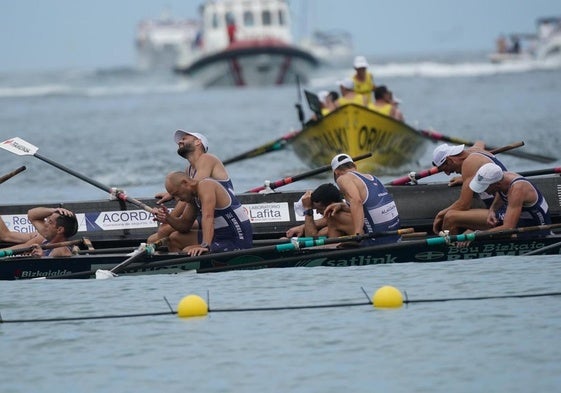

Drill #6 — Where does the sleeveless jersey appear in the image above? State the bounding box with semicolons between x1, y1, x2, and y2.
497;177;551;237
196;178;253;252
348;172;401;246
41;240;72;257
187;165;234;192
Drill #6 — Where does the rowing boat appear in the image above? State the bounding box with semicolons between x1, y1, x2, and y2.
2;175;561;250
290;103;429;174
2;228;560;280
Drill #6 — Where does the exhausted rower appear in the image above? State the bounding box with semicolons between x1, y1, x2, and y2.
469;163;552;237
325;154;401;246
153;172;252;256
0;207;78;257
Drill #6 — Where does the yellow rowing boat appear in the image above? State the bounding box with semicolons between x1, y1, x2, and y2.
290;103;428;174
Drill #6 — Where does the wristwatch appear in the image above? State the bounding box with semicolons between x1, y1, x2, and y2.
200;242;210;249
303;209;314;216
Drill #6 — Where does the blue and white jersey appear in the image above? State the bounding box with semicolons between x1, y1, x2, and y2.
498;177;551;237
196;178;253;252
187;165;234;193
348;172;401;246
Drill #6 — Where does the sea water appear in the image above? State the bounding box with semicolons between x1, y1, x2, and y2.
1;52;561;392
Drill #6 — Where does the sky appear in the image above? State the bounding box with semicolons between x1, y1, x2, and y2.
0;0;559;72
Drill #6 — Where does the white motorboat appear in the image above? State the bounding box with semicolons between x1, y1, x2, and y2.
173;0;319;87
489;16;561;64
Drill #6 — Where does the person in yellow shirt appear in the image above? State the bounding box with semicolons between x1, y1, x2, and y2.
336;78;367;107
368;85;404;121
352;55;375;105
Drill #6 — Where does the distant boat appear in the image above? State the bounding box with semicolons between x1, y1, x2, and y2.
135;10;200;70
489;16;561;64
173;0;319;87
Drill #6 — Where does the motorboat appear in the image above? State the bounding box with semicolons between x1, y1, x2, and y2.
489;16;561;64
173;0;319;87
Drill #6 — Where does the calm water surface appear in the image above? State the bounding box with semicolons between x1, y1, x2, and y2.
1;53;561;392
1;257;561;392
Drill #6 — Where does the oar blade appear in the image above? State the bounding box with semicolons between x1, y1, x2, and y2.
0;137;39;156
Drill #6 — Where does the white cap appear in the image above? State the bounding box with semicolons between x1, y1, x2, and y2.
353;55;369;68
174;130;209;152
331;153;354;171
432;143;465;167
469;163;504;193
337;78;354;90
318;90;329;103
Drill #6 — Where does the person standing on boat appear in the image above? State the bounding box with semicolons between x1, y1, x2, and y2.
431;143;508;235
469;163;551;237
153;172;252;256
226;13;237;44
148;130;234;251
325;154;401;246
351;55;375;105
286;183;353;238
368;85;404;121
0;207;78;257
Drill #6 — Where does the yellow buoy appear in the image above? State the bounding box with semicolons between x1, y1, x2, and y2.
372;285;403;308
177;294;209;318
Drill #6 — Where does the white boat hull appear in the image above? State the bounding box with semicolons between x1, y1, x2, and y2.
175;42;318;87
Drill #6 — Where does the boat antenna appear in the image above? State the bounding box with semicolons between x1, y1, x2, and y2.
295;75;305;127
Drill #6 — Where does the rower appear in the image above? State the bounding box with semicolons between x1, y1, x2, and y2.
0;207;78;257
153;172;252;256
285;183;353;238
431;142;509;235
469;163;552;237
326;154;401;246
147;130;234;251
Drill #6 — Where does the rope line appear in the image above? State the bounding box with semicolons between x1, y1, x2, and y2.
1;291;560;324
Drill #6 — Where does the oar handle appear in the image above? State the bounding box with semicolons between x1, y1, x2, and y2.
247;153;372;193
0;166;26;185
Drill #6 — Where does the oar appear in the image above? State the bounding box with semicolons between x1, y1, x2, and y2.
0;166;26;185
95;243;156;279
0;238;85;258
519;167;561;177
223;130;301;165
522;240;561;256
246;153;372;193
0;137;154;213
197;223;561;273
389;141;524;186
418;129;556;163
46;227;412;279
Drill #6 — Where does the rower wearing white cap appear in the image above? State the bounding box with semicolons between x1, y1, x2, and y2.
469;163;551;237
147;129;234;251
351;55;375;105
431;142;509;235
325;154;401;246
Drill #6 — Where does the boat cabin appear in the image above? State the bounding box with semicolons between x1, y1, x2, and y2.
200;0;293;52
